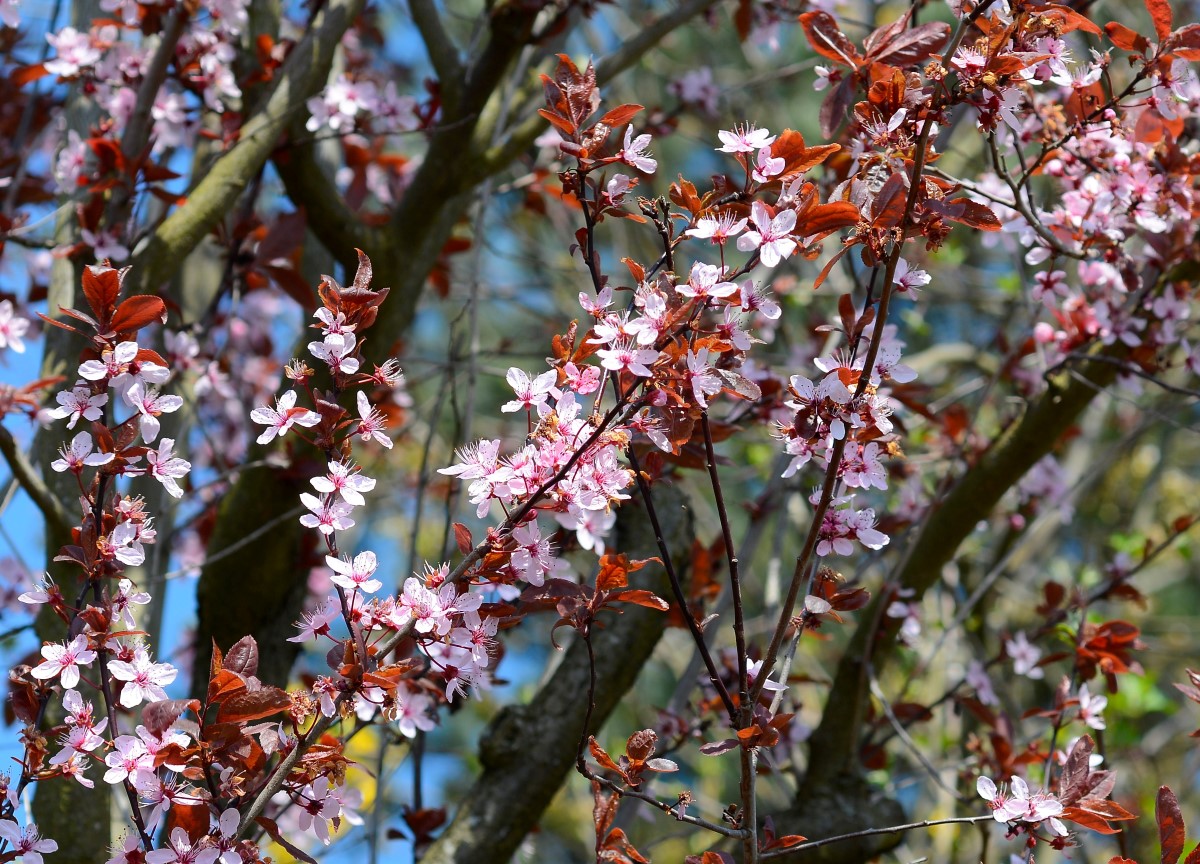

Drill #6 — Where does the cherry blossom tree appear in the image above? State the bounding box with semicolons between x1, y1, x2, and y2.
0;0;1199;862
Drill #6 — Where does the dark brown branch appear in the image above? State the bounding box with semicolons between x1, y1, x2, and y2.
408;0;463;107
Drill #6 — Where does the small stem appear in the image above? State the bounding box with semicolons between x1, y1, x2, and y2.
627;448;739;723
759;815;993;858
700;413;749;722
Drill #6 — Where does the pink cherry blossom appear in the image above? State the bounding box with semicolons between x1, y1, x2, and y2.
355;391;393;449
50;431;115;473
678;262;738;301
0;821;58;864
686;212;747;245
0;300;30;354
48;386;108;429
32;635;96;689
299;493;356;535
145;827;219;864
717;123;774;153
616;125;657;174
327;551;382;594
502;368;557;413
144;438;191;499
108;647;177;707
597;340;660;378
736;201;797;268
685;348;722;409
1006;631;1044;680
250;390;321;444
311;460;376;507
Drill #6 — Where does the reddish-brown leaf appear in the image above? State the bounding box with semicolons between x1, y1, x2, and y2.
538;108;577;137
803;201;861;235
812;246;849;290
1166;23;1200;59
820;77;856;139
81;264;122;324
588;736;624;775
598;104;644;128
602;827;650;863
215;686;292;724
926;198;1003;231
166;802;210;844
109;296;167;334
1105;21;1151;53
142;699;200;738
770;130;841;177
223;635;259;678
871;172;908;228
871;21;950;67
1062;806;1122;834
1157;786;1186;864
731;0;753;41
208;669;248;703
716;368;762;402
11;63;49;86
1043;4;1103;35
610;589;670;611
798;12;862;66
1144;0;1173;41
453;523;473;555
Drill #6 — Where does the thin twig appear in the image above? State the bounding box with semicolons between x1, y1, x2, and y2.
760;816;993;859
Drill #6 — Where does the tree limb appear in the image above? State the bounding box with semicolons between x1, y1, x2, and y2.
0;425;72;540
408;0;463;108
124;0;365;296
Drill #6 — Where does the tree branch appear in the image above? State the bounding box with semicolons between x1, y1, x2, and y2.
125;0;365;296
409;0;463;107
0;425;72;540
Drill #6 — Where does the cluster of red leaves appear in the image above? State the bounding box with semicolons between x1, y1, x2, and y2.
43;263;167;343
539;55;643;159
1055;735;1135;836
520;553;668;645
588;729;679;789
799;8;950;138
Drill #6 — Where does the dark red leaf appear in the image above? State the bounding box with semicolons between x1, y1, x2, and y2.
453;523;473;555
142;699;200;738
871;21;951;67
223;635;259;678
81;264;122;324
109;296;167;334
610;589;670;611
215;686;292;724
1157;786;1186;864
598;104;644;128
1105;21;1151;54
798;12;862;66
